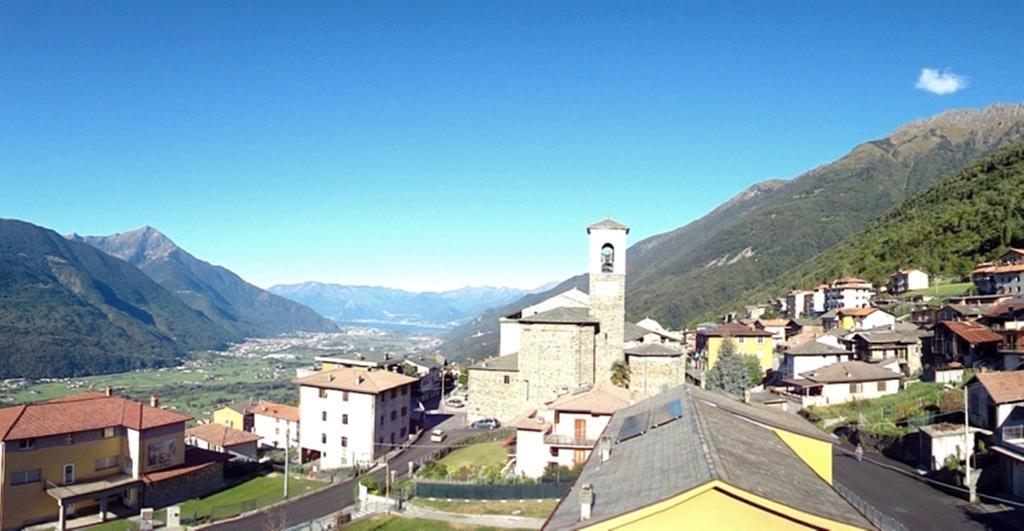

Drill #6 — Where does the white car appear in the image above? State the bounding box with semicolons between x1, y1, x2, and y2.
430;429;446;443
445;396;466;408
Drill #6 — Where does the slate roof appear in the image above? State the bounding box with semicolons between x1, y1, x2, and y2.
220;399;252;415
518;307;600;326
984;298;1024;319
404;356;442;370
785;340;849;357
544;384;869;529
546;382;642;415
968;371;1024;404
624;343;682;357
186;423;260;448
586;218;630;233
470;352;520;372
315;351;405;368
848;330;919;345
699;322;773;338
800;360;903;384
293;367;418;394
937;320;1002;345
0;394;191;441
626;321;677;341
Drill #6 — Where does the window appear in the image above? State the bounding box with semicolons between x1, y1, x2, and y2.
95;455;119;471
341;436;348;447
390;389;397;399
737;337;745;344
319;388;328;399
321;433;327;444
9;468;41;485
103;427;115;439
876;381;886;392
64;434;73;445
390;410;397;421
401;406;407;417
503;375;510;384
380;415;384;426
757;337;764;344
17;439;35;450
401;386;408;396
321;411;327;422
342;414;349;425
342;391;349;402
275;427;280;435
400;427;407;437
849;383;863;393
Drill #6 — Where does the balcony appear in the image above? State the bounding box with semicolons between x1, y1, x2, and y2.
544;434;595;448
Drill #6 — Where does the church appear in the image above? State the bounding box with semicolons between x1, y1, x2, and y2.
467;219;686;422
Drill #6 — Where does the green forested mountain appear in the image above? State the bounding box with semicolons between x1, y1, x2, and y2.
441;103;1024;361
0;219;232;378
747;141;1024;300
71;227;338;337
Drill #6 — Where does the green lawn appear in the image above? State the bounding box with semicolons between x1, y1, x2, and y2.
904;281;972;301
178;474;324;518
413;498;557;519
438;442;508;470
344;514;498;530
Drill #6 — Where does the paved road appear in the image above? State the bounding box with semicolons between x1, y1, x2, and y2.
208;413;477;531
833;445;1024;530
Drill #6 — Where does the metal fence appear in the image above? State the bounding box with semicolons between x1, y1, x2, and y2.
834;481;909;531
181;490;283;525
414;479;572;500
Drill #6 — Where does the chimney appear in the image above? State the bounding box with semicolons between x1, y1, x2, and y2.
599;436;611;463
104;385;113;397
149;395;159;408
579;484;594;521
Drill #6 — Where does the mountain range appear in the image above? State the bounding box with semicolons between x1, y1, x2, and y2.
440;103;1024;362
268;282;530;329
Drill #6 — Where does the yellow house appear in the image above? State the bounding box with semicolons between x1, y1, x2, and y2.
543;384;871;530
212;400;253;431
696;322;775;372
0;392;222;531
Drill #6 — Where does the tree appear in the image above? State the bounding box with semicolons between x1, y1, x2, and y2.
458;369;469;387
400;362;419;377
610;359;631;387
705;337;761;397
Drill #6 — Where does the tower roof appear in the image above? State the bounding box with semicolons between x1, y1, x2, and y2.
587;218;630;234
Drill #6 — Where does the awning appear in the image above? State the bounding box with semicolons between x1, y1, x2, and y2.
46;474;140;503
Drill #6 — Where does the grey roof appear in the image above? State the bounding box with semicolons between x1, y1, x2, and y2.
404;356;442;369
587;218;630;233
624;343;682;357
518;307;600;326
794;318;821;327
800;360;903;384
848;330;919;345
820;309;839;319
469;352;519;372
785;340;850;357
626;321;678;341
315;351;404;367
545;384;869;530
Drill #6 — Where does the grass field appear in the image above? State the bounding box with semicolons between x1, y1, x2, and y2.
438;441;508;470
178;474;324;518
804;381;960;437
904;281;972;301
344;514;497;530
413;498;558;519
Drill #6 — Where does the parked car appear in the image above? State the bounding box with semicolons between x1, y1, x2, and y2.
430;429;446;443
445;396;466;408
471;418;500;430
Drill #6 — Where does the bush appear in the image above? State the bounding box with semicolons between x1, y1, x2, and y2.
360;476;382;495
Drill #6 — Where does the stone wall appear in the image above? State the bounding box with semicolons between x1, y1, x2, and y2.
518;322;597;407
589;272;625;384
467;368;524;422
144;461;225;509
627;355;686;397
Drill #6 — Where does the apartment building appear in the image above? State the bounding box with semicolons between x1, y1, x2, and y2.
250;400;300;450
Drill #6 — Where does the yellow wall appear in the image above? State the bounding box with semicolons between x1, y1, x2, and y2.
707;336;775;372
1;434;123;529
213;407;245;430
320;361;342;372
838;316;855;331
582;480;863;531
772;429;833;484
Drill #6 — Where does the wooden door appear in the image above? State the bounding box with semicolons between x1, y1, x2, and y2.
574;419;586;440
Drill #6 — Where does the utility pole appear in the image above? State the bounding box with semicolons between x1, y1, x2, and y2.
964;384;976;503
283;425;290;500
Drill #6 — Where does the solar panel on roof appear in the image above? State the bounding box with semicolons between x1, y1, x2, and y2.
650;399;683;429
616;411;648;442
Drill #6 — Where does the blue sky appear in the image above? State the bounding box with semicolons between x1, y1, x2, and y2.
2;2;1021;291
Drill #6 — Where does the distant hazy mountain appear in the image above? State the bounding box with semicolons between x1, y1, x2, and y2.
440;102;1024;361
69;227;337;337
268;282;528;329
0;219;230;378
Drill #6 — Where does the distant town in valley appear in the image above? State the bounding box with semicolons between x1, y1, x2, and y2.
4;3;1024;531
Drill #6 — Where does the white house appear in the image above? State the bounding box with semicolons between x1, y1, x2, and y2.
512;382;640;478
294;367;418;470
825;278;875;311
780;339;853;379
185;423;261;461
784;360;902;407
836;307;896;331
250;400;300;450
966;371;1024;498
786;290;811;318
889;269;929;294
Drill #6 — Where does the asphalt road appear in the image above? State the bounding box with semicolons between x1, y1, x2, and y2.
208;412;478;531
833;445;1024;530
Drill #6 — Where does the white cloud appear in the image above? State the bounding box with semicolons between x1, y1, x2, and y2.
915;67;969;95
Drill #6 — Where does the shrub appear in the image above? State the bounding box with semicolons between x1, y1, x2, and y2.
360;476;382;495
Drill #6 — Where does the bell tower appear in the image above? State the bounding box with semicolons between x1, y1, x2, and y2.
587;218;628;383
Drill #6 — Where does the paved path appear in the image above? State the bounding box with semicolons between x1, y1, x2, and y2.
833;445;1024;530
402;503;544;529
207;413;475;531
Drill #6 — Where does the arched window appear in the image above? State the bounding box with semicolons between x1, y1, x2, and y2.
600;244;614;273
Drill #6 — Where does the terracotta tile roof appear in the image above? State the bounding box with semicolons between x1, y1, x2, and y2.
938;320;1003;345
800;361;903;384
974;263;1024;274
187;423;260;447
984;298;1024;318
0;394;191;441
837;307;879;318
969;371;1024;404
700;322;773;338
249;400;300;423
546;382;644;415
509;410;552;432
293;366;417;394
756;319;790;327
142;447;230;484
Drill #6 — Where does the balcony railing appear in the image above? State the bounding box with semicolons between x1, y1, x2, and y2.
544;434;595;448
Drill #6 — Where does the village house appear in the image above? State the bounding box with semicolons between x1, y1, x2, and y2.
249;400;300;450
402;356;444;400
966;371;1024;499
185;423;260;461
512;383;641;478
0;391;229;530
919;423;980;473
753;318;789;343
625;318;683;349
937;303;992;323
211;400;254;432
843;329;923;376
315;351;404;372
889;268;930;294
294;367;417;469
623;343;685;396
780;339;854;380
543;384;871;530
824;277;874;311
694;322;775;374
932;320;1003;368
783;360;902;407
831;307;896;331
785;289;811;318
